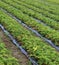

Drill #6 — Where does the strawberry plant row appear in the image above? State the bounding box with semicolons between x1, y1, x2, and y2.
0;9;59;65
0;39;20;65
19;0;59;15
0;1;59;45
42;0;59;10
30;0;59;11
45;0;59;5
13;0;59;22
3;0;59;30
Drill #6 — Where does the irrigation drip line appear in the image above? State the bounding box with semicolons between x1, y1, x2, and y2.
1;0;58;31
0;24;38;65
1;8;59;51
35;18;49;26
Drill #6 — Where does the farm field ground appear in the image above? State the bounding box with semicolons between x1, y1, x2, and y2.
0;0;59;65
0;29;31;65
0;29;20;65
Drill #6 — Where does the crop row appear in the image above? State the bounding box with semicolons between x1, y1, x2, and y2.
0;1;59;45
0;9;59;65
33;0;59;10
15;0;59;12
19;0;59;15
0;39;19;65
24;0;59;14
11;0;59;22
45;0;59;5
2;0;59;30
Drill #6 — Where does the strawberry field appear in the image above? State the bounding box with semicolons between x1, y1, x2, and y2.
0;0;59;65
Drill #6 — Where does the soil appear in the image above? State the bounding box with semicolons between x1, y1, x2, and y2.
0;29;31;65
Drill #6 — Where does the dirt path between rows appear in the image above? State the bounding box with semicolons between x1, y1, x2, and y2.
0;29;31;65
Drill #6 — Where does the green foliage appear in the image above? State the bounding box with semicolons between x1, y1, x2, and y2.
0;43;20;65
0;9;59;65
0;1;59;45
2;0;59;30
19;0;59;15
